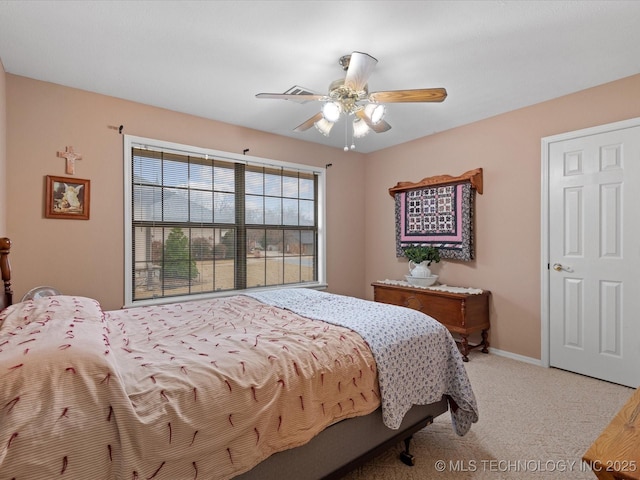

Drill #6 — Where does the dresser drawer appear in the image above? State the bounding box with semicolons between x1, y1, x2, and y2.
373;284;431;314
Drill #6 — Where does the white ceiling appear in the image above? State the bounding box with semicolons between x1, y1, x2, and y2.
1;1;640;153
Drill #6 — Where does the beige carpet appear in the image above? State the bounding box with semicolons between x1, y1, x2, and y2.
342;352;634;479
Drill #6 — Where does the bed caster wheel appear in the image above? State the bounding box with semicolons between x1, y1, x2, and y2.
400;451;415;466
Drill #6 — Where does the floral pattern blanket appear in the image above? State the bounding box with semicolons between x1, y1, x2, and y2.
246;288;478;435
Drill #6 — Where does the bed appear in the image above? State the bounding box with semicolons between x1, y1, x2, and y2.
0;237;478;479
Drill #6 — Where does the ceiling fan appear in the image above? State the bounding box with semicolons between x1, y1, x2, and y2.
256;51;447;150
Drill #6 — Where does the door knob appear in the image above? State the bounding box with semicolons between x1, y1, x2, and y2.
552;263;563;272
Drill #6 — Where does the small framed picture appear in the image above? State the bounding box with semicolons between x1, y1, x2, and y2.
45;175;90;220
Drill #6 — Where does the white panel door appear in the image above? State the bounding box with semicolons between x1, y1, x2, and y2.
548;124;640;387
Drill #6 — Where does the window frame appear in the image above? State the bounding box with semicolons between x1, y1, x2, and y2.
123;135;327;307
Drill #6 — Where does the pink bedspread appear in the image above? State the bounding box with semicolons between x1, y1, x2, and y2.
0;295;380;479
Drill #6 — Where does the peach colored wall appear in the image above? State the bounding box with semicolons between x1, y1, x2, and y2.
6;72;640;360
364;74;640;360
0;59;6;235
6;75;366;310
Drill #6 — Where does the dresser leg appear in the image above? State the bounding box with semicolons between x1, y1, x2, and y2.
481;329;489;353
459;335;470;362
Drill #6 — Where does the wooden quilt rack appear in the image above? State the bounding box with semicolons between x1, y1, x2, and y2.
388;168;483;197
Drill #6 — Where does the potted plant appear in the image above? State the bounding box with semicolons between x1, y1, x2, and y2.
403;245;440;278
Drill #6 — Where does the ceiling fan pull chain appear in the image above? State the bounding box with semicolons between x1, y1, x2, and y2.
344;117;349;152
350;118;356;151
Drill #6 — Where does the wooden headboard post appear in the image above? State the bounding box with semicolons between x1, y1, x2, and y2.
0;237;13;310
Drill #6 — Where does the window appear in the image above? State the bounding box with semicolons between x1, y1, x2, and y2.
124;136;326;306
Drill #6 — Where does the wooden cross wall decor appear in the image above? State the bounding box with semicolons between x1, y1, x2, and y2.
57;146;83;175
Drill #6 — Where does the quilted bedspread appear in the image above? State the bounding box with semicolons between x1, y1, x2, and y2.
246;288;478;435
0;294;380;479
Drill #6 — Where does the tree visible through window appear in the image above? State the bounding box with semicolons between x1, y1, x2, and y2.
163;227;198;281
124;136;325;306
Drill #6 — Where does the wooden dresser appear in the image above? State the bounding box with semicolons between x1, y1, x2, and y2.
583;387;640;479
372;282;490;361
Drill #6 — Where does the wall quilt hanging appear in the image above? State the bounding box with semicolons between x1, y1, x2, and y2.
389;168;483;261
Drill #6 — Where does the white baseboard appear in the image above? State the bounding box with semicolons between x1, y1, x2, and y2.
488;348;542;366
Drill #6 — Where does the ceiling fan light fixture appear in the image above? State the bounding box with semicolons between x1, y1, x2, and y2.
352;118;370;138
314;118;335;136
256;51;447;146
364;103;386;124
321;101;342;122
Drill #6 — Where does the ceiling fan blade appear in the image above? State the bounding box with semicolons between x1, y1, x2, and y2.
294;112;323;132
355;110;392;133
368;88;447;103
369;119;391;133
256;93;329;104
344;52;378;92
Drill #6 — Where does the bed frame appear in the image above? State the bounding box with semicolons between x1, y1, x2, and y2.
0;236;449;479
236;401;448;479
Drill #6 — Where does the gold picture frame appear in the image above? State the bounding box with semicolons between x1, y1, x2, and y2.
45;175;90;220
